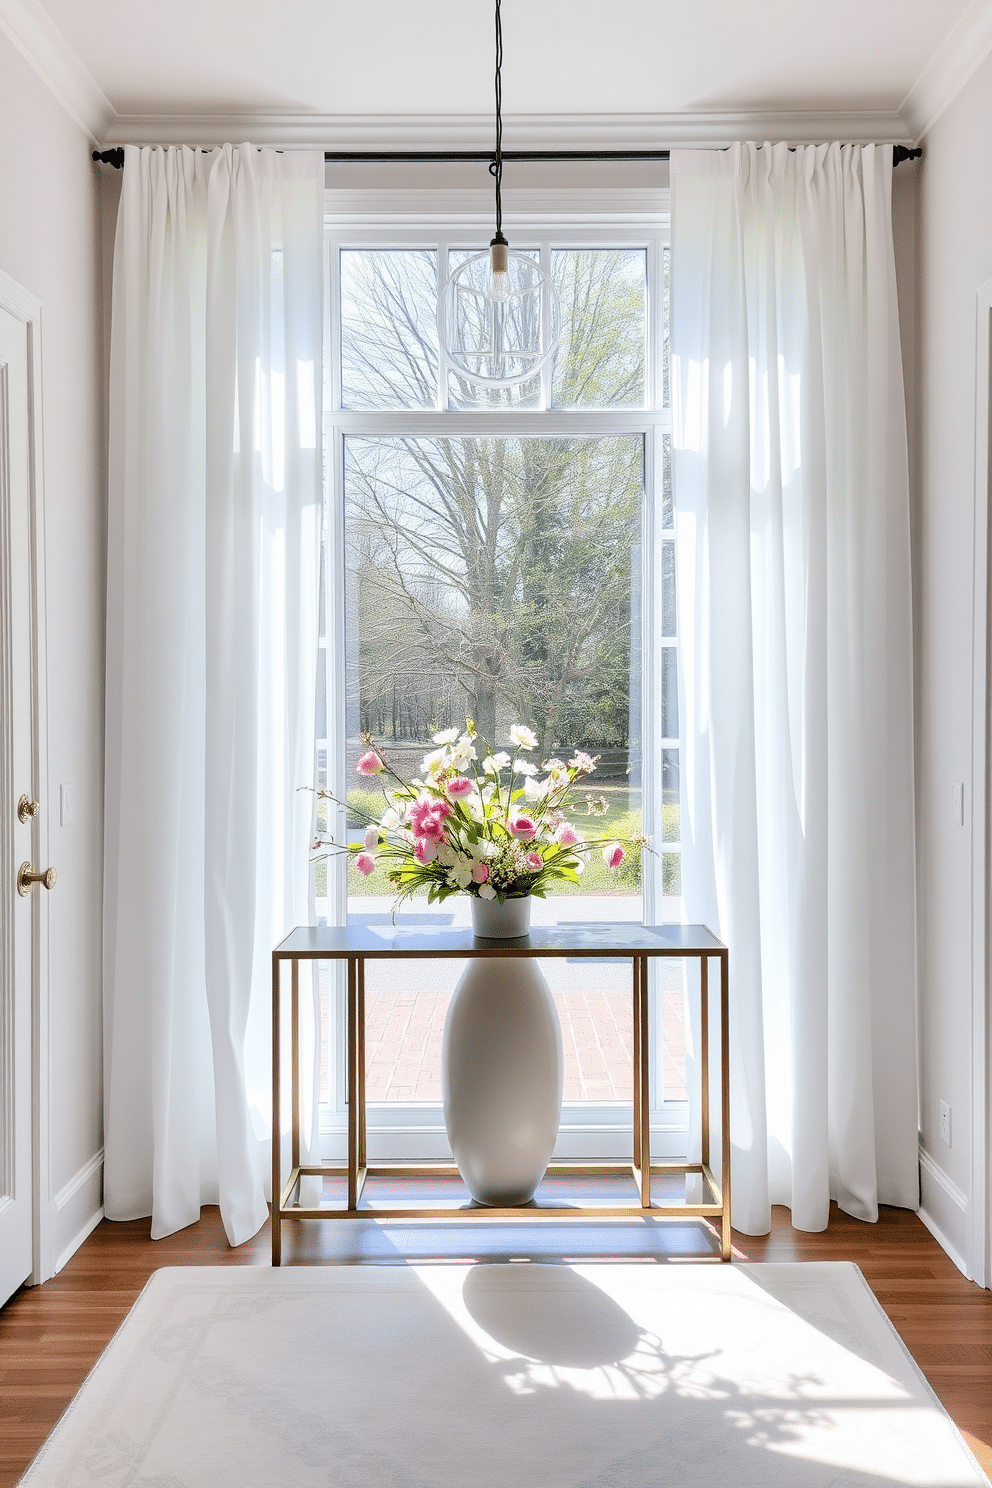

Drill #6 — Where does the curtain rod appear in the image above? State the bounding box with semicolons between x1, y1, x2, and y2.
92;145;923;170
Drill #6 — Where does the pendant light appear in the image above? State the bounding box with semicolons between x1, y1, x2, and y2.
438;0;560;390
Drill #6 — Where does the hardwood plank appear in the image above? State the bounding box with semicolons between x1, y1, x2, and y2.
0;1203;989;1485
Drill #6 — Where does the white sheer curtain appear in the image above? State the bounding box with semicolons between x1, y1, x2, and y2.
104;144;324;1245
670;142;918;1235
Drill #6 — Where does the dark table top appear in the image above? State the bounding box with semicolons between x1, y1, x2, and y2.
274;921;726;959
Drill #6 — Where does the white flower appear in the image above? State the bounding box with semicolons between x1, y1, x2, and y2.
510;725;538;750
523;774;550;801
437;842;456;867
516;760;538;778
483;752;511;775
432;726;460;745
364;825;379;851
478;883;497;900
380;807;402;831
421;746;447;776
448;742;477;772
447;864;473;890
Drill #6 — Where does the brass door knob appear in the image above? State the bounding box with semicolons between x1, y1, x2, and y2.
17;861;56;896
17;795;40;823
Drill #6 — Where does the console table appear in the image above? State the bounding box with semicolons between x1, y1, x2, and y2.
271;921;730;1262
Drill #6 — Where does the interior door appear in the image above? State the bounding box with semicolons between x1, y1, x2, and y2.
0;300;36;1306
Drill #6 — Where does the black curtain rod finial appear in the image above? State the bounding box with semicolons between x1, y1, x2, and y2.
92;147;125;168
892;145;923;167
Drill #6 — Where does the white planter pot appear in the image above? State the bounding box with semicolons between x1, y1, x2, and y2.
469;892;532;939
443;897;563;1206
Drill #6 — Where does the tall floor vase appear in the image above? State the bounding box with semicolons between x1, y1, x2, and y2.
442;896;563;1206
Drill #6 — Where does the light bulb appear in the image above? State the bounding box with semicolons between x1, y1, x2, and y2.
489;239;511;302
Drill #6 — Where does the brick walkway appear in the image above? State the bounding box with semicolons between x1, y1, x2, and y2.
321;895;686;1104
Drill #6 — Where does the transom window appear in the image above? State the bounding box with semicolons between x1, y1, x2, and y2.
315;203;683;1162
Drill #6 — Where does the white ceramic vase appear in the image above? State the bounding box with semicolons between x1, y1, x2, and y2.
442;895;563;1206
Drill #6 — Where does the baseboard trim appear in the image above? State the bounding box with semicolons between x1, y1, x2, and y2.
918;1144;970;1279
54;1204;104;1276
53;1146;103;1212
918;1203;970;1280
49;1148;104;1277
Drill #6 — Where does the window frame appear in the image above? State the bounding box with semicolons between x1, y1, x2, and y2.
317;189;685;1162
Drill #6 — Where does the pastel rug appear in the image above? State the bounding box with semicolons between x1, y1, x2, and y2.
20;1262;989;1487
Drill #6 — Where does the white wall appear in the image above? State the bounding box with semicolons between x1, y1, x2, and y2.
0;30;106;1272
916;52;992;1281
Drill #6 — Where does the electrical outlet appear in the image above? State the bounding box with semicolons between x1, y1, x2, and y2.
940;1100;951;1146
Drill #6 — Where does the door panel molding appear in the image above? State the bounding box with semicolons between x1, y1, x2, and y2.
0;267;52;1288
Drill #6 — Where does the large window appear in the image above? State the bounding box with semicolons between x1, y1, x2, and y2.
315;205;683;1160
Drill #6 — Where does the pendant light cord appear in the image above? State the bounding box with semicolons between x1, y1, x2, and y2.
491;0;507;248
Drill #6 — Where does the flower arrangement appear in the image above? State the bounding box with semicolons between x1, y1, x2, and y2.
312;719;648;908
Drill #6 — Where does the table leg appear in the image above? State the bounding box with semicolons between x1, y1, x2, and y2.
700;955;710;1170
632;955;642;1172
348;957;358;1211
271;954;281;1266
291;958;300;1173
720;948;732;1261
637;954;651;1209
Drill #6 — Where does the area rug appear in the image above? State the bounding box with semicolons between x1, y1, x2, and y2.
20;1262;989;1487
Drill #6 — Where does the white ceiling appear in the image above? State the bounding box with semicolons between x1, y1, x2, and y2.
4;0;990;144
34;0;970;117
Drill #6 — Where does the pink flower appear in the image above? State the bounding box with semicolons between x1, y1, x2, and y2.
557;823;580;848
446;776;474;798
355;852;376;876
471;862;490;883
409;797;452;835
422;814;449;845
603;842;625;870
408;797;453;845
364;826;379;851
408;798;431;833
525;851;543;872
414;838;438;865
509;815;537;841
356;750;383;775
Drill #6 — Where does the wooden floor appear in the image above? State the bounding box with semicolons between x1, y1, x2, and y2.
1;1203;990;1485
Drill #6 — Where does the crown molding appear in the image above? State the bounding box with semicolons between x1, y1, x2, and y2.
901;0;992;143
100;107;914;151
0;0;113;142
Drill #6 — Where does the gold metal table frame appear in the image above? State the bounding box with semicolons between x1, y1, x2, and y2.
271;922;730;1263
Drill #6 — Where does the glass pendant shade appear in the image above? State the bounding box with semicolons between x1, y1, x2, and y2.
439;244;560;389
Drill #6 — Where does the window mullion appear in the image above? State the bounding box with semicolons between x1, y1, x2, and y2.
327;238;343;422
647;236;658;411
540;241;553;410
437;238;450;411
